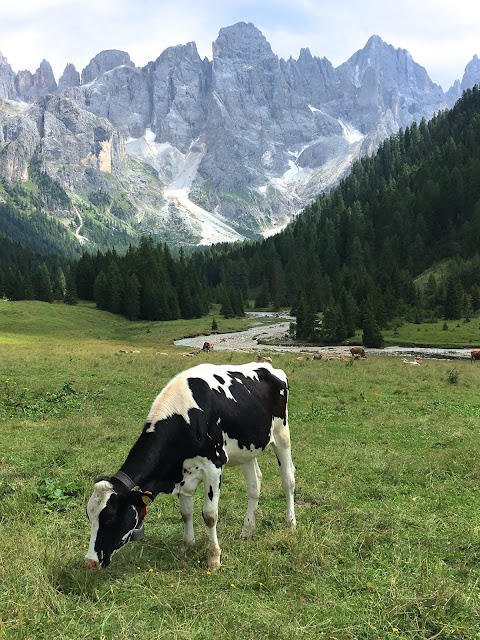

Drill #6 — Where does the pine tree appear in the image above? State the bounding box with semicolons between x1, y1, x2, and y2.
362;312;384;348
93;271;109;310
64;267;78;305
295;292;317;341
34;263;53;303
124;273;140;320
106;261;124;314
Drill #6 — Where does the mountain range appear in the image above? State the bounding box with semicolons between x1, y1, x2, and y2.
1;22;479;247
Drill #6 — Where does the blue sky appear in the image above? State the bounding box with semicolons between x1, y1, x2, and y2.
0;0;479;90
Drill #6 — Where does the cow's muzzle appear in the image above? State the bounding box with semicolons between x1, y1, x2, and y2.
85;557;100;570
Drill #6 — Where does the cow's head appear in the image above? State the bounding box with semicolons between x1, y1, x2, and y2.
85;477;148;569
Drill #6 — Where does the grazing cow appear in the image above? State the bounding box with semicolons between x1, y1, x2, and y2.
471;349;480;363
256;353;272;363
202;342;214;353
85;362;295;571
350;346;366;358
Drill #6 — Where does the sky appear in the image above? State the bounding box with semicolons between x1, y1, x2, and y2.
0;0;479;91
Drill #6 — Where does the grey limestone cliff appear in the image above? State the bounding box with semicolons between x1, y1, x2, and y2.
0;23;478;245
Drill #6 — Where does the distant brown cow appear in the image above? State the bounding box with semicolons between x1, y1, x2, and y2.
257;353;272;363
350;346;366;358
202;342;214;353
471;349;480;362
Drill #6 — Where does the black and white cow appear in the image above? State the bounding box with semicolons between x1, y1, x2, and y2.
85;362;296;570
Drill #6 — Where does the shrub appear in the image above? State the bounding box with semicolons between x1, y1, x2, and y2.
447;368;459;385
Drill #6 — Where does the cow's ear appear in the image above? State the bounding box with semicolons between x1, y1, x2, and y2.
130;490;153;509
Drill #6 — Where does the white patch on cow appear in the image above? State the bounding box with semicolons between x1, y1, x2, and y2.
223;432;266;466
146;375;201;430
85;480;115;564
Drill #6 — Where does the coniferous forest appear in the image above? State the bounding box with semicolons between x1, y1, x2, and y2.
2;86;480;342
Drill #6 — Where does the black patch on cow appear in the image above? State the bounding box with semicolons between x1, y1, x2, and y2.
218;476;222;490
275;453;281;466
186;367;287;458
214;374;225;384
142;421;152;433
208;485;214;501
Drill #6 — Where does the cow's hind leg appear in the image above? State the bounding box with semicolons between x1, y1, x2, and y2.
202;465;222;570
240;458;262;539
271;416;296;529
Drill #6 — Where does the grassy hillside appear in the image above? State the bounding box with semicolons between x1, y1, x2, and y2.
1;301;480;638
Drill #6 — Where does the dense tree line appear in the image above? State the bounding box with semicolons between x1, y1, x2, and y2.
74;236;209;321
0;233;77;303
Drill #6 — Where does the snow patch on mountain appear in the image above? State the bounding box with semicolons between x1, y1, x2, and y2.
125;129;245;245
338;119;364;143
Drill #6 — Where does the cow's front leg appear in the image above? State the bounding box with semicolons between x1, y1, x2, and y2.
202;467;222;569
178;493;196;549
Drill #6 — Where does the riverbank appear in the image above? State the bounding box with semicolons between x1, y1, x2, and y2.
174;313;474;360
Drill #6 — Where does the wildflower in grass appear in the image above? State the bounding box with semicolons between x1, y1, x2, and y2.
393;629;399;633
206;570;212;576
148;568;154;572
170;584;174;588
230;583;235;588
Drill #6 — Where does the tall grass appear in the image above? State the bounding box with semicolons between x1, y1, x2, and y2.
1;301;480;638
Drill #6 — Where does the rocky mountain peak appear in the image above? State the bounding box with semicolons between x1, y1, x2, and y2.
213;22;274;63
35;59;57;93
14;59;57;102
461;54;480;91
81;50;134;84
58;63;80;91
0;51;17;100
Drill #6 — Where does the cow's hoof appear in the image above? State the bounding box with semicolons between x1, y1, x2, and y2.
182;539;196;551
207;557;221;570
239;528;254;540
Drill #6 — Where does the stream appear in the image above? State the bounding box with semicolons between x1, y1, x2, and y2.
175;313;473;361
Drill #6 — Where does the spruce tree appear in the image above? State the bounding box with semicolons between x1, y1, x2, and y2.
34;263;53;303
64;267;78;305
93;271;109;310
362;312;384;348
124;273;140;320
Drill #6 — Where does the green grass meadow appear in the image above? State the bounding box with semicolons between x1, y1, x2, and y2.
2;301;480;639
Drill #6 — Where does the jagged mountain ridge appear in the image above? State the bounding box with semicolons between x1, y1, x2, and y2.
1;23;480;247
